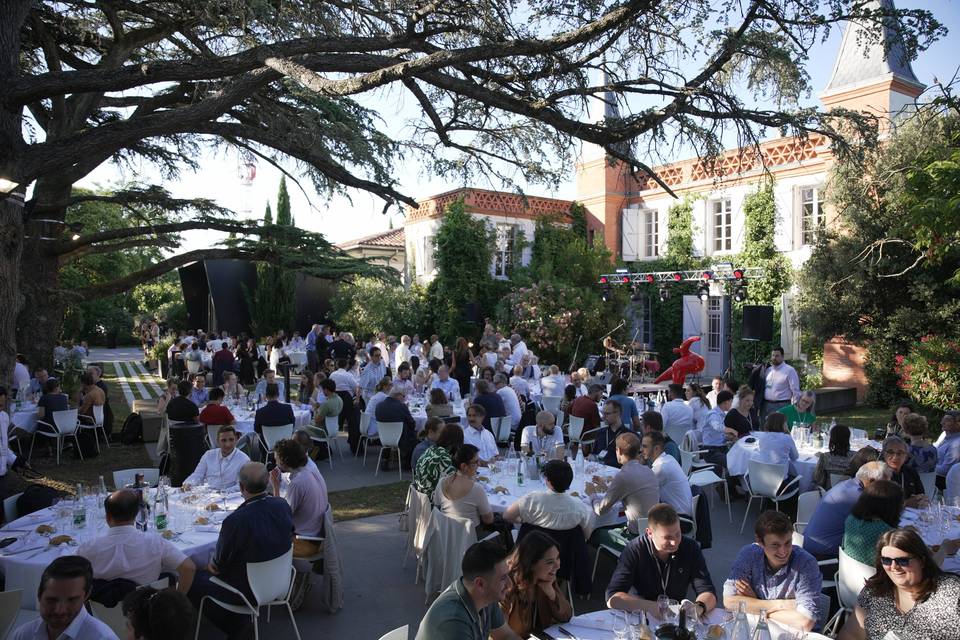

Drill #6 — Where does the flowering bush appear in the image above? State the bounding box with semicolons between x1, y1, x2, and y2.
895;334;960;408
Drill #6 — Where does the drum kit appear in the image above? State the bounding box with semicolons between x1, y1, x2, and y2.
604;338;658;382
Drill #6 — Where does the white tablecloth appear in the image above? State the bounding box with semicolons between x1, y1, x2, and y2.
900;506;960;573
11;404;39;433
227;403;312;436
284;350;307;368
0;489;242;610
409;404;467;432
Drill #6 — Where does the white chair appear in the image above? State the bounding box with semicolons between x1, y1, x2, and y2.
78;404;110;453
792;532;837;591
566;415;585;445
680;449;732;523
540;395;562;419
422;508;485;600
29;409;83;465
490;416;511;446
3;492;22;524
823;547;877;636
308;416;343;470
194;547;301;640
375;422;404;480
91;600;129;637
186;359;202;375
403;486;433;583
0;590;22;640
679;495;700;539
794;490;822;534
260;424;294;457
919;471;937;498
739;460;802;534
205;423;221;449
358;412;376;465
112;468;160;489
378;625;408;640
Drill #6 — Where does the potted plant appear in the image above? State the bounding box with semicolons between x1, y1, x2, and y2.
150;336;176;379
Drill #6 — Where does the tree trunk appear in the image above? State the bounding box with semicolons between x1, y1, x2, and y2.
16;237;64;373
0;197;24;388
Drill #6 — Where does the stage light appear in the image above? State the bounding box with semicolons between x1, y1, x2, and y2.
701;271;714;280
620;276;631;284
601;285;611;302
733;268;745;280
671;272;683;282
643;274;655;283
631;285;644;302
697;283;710;302
733;285;748;302
658;286;670;303
599;276;608;284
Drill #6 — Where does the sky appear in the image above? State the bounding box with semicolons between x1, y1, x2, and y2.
76;0;960;252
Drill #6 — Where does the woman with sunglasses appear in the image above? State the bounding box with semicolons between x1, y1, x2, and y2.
838;528;960;640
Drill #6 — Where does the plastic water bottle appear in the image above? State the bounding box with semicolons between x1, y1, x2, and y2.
751;609;772;640
575;449;585;476
72;484;87;530
153;483;168;532
729;601;751;640
516;456;524;486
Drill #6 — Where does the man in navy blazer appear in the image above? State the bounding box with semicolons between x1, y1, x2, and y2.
253;383;295;458
374;388;418;471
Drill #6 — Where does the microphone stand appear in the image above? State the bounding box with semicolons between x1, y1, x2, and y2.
569;334;583;373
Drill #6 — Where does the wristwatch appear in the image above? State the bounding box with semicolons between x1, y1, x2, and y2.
695;601;707;616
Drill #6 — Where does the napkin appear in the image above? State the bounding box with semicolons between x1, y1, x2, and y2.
564;611;612;631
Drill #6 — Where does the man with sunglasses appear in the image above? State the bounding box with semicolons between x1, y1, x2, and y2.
881;436;928;508
724;511;822;632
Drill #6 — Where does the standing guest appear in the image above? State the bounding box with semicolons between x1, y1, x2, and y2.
165;381;199;424
841;480;905;566
414;540;521;640
494;373;522;430
374;388;418;471
591;400;630;468
357;348;387;400
188;374;208;407
10;556;118;640
120;587;195;640
451;337;474;398
425;388;453;419
433;444;494;530
430;365;461;402
197;388;236;429
479;324;499;352
608;378;641;430
236;341;256;385
935;410;960;481
660;383;693;438
392;362;416;400
838;528;960;640
813;423;854;490
640;411;681;464
503;460;594;538
472;380;506;430
463;404;499;464
880;436;927;506
428;334;444;362
410;334;424;359
587;433;659;550
395;335;412;371
187;463;293;640
184;342;204;370
412;417;443;470
706;376;723;407
642;431;694;519
36;378;69;421
685;382;712;430
724;386;757;440
501;531;573;637
723;511;822;632
606;504;717;618
211;342;235;387
569;384;603;434
78;489;196;593
305;324;322;373
762;347;800;420
252;383;295;459
413;423;464;500
364;378;392;437
778;391;816;428
902;413;937;473
183;425;249;491
520;411;564;458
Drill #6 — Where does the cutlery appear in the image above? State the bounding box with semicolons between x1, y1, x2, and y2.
557;625;577;639
0;545;45;557
23;546;53;560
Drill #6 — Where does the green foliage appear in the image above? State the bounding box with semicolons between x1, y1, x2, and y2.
276;177;292;226
246;179;296;336
664;197;697;267
149;336;177;363
264;202;273;225
130;272;187;330
894;335;960;410
525;212;614;290
330;277;428;340
568;202;588;238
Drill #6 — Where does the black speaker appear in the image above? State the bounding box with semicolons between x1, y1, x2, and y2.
741;305;774;342
462;302;482;324
583;354;601;374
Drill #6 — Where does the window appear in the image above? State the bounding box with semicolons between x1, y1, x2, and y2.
418;235;435;276
801;187;824;245
630;296;653;346
707;298;721;353
643;209;658;257
711;199;732;253
493;224;516;278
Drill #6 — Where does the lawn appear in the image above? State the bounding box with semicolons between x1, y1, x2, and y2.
824;405;890;432
328;481;409;522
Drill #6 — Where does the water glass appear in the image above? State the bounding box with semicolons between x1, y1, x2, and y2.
612;610;629;640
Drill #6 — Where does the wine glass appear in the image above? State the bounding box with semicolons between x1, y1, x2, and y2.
612;610;629;640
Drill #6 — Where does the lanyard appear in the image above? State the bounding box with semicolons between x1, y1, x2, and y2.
647;537;672;595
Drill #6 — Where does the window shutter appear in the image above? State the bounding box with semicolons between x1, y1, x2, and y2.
621;208;640;262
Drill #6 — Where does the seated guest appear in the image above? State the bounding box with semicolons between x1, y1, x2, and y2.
587;433;659;550
752;412;799;477
156;378;179;416
559;384;577;416
885;401;913;438
591;400;631;468
936;410;960;481
121;586;195;640
374;387;419;471
881;436;927;507
77;372;105;420
642;431;693;519
509;365;530;400
778;390;816;427
187;463;293;639
363;377;392;437
569;384;603;435
198;388;235;429
413;423;464;500
412;417;443;470
640;411;680;464
660;383;693;438
699;390;732;470
902;413;937;473
802;457;890;559
570;369;589;397
521;410;565;458
841;480;904;566
36;378;69;420
253;383;295;456
838;528;960;640
415;540;521;640
254;369;286;401
184;342;204;369
425;387;453;419
540;365;567;397
503;460;594;538
310;379;343;435
685;382;711;430
78;489;196;593
519;354;540;381
606;504;717;619
947;460;960;502
183;425;250;491
607;378;641;430
463;403;499;464
392;361;416;400
724;386;757;440
472;380;506;429
813;423;854;490
219;371;240;402
28;367;53;396
724;511;822;632
501;531;573;637
494;373;522;429
434;444;494;530
188;373;208;407
165;380;199;424
10;556;118;640
429;365;461;402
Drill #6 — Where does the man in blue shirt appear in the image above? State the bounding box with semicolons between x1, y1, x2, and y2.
430;365;461;402
357;347;387;399
305;323;321;372
608;378;641;430
187;462;293;639
189;374;209;407
802;459;889;558
936;411;960;478
724;511;822;632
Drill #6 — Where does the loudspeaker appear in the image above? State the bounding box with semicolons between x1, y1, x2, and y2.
741;305;774;342
461;302;482;324
583;354;601;375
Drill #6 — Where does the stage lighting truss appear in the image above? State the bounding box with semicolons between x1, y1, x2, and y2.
599;266;763;301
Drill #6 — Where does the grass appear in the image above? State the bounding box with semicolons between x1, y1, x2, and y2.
823;405;890;431
328;481;409;522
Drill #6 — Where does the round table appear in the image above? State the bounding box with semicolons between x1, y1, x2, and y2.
0;488;243;610
408;404;467;433
11;404;39;434
227;403;312;436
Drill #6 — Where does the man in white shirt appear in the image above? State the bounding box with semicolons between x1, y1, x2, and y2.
463;404;499;463
430;365;461;402
762;347;800;420
507;334;528;367
660;383;694;442
503;460;595;537
706;376;723;408
539;365;567;397
643;431;694;518
329;359;360;397
11;556;119;640
494;373;522;429
428;334;444;361
254;369;286;401
521;410;565;457
182;425;250;491
509;365;530;400
12;358;30;393
570;370;590;397
77;490;196;593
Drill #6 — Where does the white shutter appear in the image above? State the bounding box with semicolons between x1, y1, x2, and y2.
681;295;704;357
621;208;640;262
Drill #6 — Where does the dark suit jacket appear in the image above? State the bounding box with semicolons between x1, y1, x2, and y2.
473;392;506;429
254;400;296;436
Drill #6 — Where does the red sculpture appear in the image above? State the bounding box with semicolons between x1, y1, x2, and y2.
654;336;706;384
